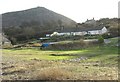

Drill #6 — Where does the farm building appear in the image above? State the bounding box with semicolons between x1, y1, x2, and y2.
0;33;12;48
50;26;108;36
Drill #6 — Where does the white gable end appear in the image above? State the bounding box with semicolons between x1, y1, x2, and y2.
101;27;107;34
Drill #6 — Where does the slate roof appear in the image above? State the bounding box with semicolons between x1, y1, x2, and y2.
0;33;11;42
57;26;105;33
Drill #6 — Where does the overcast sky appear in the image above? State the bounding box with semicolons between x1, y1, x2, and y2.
0;0;119;23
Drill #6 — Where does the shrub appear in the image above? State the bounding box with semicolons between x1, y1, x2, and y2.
31;67;73;80
98;35;104;44
102;33;111;39
45;39;88;50
32;43;40;47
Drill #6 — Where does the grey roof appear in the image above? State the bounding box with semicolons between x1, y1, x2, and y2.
2;36;10;42
57;26;105;33
0;33;11;42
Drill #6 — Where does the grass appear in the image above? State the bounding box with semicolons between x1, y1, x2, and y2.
31;67;73;80
2;37;119;80
3;48;84;61
2;44;119;67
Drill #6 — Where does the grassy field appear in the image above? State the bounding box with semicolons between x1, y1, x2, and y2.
2;38;119;80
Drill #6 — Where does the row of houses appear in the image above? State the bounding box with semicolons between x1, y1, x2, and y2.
46;18;109;37
46;26;108;37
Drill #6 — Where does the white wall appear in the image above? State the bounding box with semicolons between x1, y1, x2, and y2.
88;30;102;35
50;27;108;36
71;32;82;36
101;27;108;34
71;31;87;36
58;32;71;36
88;27;107;35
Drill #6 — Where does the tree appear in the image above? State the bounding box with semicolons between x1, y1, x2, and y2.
109;27;119;37
97;35;104;50
22;27;35;40
9;37;17;45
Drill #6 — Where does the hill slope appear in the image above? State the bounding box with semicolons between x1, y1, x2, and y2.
2;7;77;43
2;7;76;28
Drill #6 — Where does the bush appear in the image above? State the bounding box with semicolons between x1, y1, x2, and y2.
31;67;73;80
50;35;83;42
42;39;101;50
9;37;17;45
102;33;111;39
98;35;104;44
44;39;89;50
32;43;40;47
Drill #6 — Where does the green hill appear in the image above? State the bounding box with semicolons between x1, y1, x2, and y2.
2;7;77;43
2;7;76;28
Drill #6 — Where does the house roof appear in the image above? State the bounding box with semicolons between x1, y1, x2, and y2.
57;26;105;33
0;33;11;42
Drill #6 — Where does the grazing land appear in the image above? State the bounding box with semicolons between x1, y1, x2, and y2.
2;38;119;80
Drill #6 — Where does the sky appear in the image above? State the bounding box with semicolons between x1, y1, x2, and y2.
0;0;119;23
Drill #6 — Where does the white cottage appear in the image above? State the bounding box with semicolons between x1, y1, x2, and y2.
86;26;108;35
49;26;108;37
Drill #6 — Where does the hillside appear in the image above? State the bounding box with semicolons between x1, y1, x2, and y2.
2;7;77;43
2;7;76;28
2;7;119;44
79;18;119;37
97;18;119;37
